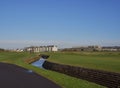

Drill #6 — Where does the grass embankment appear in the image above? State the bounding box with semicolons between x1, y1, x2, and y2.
46;52;120;73
0;51;105;88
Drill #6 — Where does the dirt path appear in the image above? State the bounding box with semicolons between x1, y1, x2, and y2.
0;63;61;88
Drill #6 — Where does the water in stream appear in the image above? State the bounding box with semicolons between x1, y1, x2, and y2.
31;58;46;68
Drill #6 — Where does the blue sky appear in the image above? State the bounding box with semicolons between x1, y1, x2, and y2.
0;0;120;49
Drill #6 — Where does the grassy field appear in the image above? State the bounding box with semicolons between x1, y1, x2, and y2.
45;52;120;73
0;51;105;88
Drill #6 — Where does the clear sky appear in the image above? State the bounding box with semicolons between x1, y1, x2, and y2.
0;0;120;49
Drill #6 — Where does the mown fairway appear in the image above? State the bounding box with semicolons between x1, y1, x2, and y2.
0;51;105;88
47;52;120;73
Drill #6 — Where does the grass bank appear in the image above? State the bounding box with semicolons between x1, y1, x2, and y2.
44;52;120;73
0;51;105;88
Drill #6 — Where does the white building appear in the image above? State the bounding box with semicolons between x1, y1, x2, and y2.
25;45;58;52
49;45;58;52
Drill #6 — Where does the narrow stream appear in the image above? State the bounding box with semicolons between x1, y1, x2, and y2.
31;58;46;68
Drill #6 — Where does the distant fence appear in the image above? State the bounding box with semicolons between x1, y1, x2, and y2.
43;61;120;88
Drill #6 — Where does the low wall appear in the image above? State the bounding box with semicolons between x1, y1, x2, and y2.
40;54;49;59
24;56;40;64
43;61;120;88
24;55;49;64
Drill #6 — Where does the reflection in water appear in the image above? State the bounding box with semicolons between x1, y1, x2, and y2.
31;58;46;68
26;70;33;74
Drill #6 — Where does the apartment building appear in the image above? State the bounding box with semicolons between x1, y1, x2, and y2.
24;45;58;52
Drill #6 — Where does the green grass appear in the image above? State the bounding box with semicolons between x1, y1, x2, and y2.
45;52;120;73
0;51;105;88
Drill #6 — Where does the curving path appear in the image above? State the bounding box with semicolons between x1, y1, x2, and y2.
0;63;61;88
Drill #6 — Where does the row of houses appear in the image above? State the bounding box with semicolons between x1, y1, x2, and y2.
102;46;120;51
61;46;120;52
61;46;101;52
24;45;58;52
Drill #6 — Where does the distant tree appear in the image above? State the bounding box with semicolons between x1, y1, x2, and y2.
0;48;5;52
